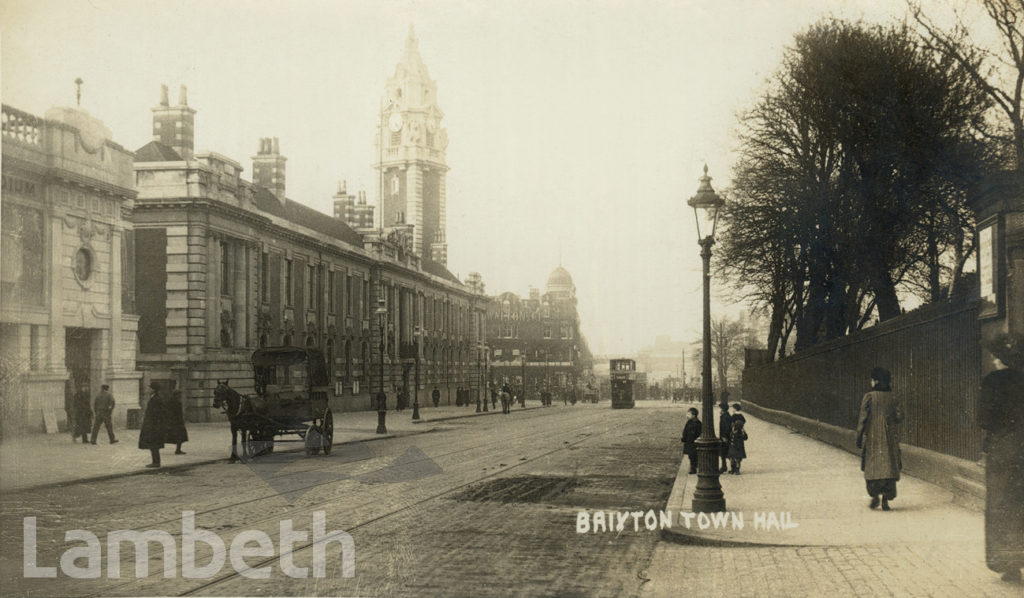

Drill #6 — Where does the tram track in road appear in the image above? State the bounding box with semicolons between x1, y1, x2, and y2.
175;409;629;598
67;406;644;598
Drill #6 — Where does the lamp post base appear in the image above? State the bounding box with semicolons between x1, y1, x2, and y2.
691;438;726;513
376;411;387;434
412;400;420;420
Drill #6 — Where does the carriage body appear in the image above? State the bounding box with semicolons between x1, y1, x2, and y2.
246;347;334;455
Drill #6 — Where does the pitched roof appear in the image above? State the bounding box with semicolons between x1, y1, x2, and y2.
251;186;364;247
421;257;462;284
134;140;182;161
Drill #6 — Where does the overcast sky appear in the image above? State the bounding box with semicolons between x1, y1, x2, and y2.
0;0;991;355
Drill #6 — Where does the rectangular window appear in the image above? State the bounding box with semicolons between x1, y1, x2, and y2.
307;264;316;310
220;241;231;296
346;275;354;316
260;252;269;304
328;270;336;313
362;278;369;319
284;259;293;306
544;326;552;339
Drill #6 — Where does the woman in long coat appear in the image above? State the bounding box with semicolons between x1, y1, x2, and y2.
165;390;189;454
138;382;167;467
978;334;1024;583
856;367;903;511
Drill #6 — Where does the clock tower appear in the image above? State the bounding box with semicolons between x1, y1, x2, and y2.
375;26;449;265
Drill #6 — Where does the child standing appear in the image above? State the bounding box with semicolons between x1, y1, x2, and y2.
680;407;701;474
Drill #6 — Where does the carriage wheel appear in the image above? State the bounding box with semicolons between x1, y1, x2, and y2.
322;410;334;455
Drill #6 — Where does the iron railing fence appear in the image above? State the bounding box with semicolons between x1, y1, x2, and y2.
743;300;983;461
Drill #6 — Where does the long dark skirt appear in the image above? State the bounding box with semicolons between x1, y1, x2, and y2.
866;478;897;500
986;435;1024;574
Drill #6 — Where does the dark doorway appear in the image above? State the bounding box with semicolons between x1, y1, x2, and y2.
65;328;92;393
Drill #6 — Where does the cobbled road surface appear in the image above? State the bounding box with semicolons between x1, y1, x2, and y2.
1;403;682;597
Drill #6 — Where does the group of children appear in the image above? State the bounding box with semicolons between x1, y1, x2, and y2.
680;402;748;475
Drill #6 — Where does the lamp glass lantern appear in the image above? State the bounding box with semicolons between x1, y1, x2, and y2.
687;165;724;242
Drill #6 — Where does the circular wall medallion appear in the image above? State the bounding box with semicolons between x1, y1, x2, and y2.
73;247;93;283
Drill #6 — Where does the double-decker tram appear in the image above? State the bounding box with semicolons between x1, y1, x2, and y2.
609;358;636;409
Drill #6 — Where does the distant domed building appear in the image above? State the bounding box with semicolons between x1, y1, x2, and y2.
546;266;575;299
485;267;593;399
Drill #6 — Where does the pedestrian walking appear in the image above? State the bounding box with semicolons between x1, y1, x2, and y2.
138;381;168;467
432;386;440;408
856;367;903;511
728;416;748;474
717;402;733;473
500;384;511;414
680;407;701;474
71;383;92;445
90;384;118;445
978;333;1024;584
165;389;189;454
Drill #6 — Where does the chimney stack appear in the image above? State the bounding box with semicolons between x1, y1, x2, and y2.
252;137;287;204
151;83;196;159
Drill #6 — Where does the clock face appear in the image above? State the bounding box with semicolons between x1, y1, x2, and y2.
388;112;404;132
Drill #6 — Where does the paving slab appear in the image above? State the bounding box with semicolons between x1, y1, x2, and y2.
661;412;985;549
0;403;544;493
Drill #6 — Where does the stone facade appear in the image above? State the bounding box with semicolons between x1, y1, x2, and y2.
1;104;141;435
486;267;594;398
132;89;485;422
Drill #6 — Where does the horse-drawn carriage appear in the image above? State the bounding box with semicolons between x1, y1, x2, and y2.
214;347;334;460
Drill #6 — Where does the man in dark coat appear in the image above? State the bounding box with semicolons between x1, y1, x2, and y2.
717;402;732;473
72;383;92;445
90;384;118;444
978;334;1024;583
138;381;167;467
680;407;701;474
165;390;189;455
432;386;440;408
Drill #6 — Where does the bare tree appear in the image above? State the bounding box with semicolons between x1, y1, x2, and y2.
910;0;1024;170
720;19;995;357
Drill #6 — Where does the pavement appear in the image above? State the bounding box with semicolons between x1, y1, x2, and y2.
661;410;986;548
0;401;542;493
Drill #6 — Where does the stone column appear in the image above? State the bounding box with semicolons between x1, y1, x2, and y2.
406;164;422;255
233;240;246;347
108;228;122;376
48;214;66;374
206;234;219;347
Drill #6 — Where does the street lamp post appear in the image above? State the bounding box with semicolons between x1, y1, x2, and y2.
413;325;421;420
375;297;388;434
687;165;726;513
521;346;527;406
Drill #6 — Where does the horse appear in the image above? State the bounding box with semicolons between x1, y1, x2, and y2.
213;380;254;462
